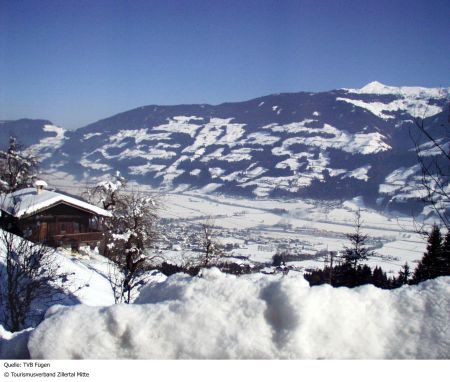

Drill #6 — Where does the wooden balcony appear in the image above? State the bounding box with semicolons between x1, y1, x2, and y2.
49;231;104;248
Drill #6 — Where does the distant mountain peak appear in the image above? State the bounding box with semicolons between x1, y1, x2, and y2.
345;81;449;98
360;81;391;93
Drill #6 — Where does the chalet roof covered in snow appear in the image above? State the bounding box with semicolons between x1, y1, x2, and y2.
0;187;111;218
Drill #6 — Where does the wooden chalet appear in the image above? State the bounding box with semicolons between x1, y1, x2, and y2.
0;181;111;250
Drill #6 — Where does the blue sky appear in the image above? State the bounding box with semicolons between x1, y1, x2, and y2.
1;0;449;129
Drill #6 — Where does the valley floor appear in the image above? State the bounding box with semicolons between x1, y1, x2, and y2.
160;191;428;276
41;173;431;275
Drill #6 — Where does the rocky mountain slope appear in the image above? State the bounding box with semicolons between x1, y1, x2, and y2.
2;81;449;213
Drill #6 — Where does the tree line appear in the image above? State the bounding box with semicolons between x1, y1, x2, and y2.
304;216;450;289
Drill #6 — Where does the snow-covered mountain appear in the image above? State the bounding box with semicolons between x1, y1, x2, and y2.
0;119;63;150
2;82;449;212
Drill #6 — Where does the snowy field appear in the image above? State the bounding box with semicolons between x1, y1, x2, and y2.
161;191;429;276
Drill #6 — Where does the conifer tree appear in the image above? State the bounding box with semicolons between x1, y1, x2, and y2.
412;224;443;283
397;262;411;285
439;230;450;276
343;209;373;268
372;266;386;288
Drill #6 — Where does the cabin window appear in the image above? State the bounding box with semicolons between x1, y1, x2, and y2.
60;223;66;234
89;217;99;230
73;222;80;233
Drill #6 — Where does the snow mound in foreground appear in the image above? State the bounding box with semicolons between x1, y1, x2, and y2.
28;269;450;359
0;325;32;359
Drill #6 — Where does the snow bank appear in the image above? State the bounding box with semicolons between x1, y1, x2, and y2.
0;233;115;308
27;270;450;359
0;325;32;359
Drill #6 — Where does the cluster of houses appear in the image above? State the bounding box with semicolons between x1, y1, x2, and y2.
0;181;110;250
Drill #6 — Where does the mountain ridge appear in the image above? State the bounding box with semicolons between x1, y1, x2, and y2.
2;82;449;215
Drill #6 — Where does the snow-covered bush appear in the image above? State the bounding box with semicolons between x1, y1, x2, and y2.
27;269;450;359
87;173;160;303
0;136;39;193
0;230;81;332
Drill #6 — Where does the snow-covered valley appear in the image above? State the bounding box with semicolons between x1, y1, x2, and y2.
41;170;430;277
158;191;428;276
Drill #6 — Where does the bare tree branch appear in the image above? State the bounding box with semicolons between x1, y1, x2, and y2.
0;230;83;332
